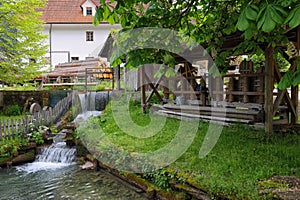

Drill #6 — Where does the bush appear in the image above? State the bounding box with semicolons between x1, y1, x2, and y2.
3;105;22;116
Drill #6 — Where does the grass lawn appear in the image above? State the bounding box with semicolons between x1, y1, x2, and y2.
76;100;300;199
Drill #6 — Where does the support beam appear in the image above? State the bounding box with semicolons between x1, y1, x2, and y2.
146;75;165;104
143;72;164;103
116;65;121;90
292;26;300;124
273;63;297;119
264;47;275;133
139;67;146;112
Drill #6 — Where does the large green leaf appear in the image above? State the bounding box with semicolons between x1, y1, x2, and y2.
292;70;300;86
288;5;300;28
93;7;104;25
260;5;276;33
269;5;284;24
278;70;293;90
245;5;258;21
237;10;250;31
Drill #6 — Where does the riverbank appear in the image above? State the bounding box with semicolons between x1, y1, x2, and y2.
75;100;300;199
1;99;300;199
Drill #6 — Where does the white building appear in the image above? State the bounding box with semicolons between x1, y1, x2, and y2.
40;0;120;68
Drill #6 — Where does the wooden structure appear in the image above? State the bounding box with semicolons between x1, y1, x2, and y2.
35;58;114;90
138;26;300;132
0;94;73;140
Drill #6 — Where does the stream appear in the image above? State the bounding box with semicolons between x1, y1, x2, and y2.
0;91;147;200
0;164;147;200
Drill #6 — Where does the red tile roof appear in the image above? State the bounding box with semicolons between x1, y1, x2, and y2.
40;0;101;24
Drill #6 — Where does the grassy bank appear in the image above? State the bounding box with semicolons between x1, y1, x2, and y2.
76;100;300;199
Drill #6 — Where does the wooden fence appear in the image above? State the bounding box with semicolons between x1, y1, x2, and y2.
0;93;73;140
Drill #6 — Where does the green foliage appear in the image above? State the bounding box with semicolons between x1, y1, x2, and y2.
31;131;44;145
28;124;46;144
78;101;300;199
3;105;22;116
94;0;300;89
0;0;48;84
0;136;29;158
278;59;300;89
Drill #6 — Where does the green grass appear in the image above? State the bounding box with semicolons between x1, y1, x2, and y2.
76;100;300;199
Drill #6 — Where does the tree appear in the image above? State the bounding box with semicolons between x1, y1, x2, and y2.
93;0;300;83
0;0;47;84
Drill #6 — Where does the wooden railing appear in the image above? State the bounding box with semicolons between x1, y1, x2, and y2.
0;93;73;140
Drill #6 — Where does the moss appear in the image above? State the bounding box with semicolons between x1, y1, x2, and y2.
259;179;289;190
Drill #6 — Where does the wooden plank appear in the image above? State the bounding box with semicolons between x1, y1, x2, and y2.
213;91;265;96
158;110;253;124
42;82;99;87
140;67;146;112
16;119;19;137
214;101;263;110
155;111;230;126
163;104;260;115
11;119;14;138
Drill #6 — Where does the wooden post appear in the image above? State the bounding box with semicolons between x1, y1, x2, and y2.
291;26;300;124
139;67;146;112
85;68;88;93
116;65;121;90
227;77;234;102
112;67;115;90
264;47;275;133
242;75;249;103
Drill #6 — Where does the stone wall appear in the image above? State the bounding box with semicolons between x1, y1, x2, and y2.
0;91;50;109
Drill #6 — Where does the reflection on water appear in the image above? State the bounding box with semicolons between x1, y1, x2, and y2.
0;164;147;200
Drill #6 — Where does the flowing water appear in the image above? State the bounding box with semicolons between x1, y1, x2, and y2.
0;91;147;200
0;165;147;200
0;136;147;200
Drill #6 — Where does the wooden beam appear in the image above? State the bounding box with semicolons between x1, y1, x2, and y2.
273;58;298;121
143;72;164;103
146;75;164;104
291;26;300;124
264;47;275;133
139;67;146;112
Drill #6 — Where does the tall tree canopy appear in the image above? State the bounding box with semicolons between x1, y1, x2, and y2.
0;0;47;84
94;0;300;87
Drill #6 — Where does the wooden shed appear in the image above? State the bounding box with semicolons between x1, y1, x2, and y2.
99;27;300;132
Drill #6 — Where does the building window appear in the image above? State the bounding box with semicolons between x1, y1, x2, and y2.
71;57;79;62
86;7;93;16
86;31;94;41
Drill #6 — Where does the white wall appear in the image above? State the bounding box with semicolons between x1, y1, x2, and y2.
43;23;120;68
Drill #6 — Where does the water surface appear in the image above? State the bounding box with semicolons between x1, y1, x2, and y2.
0;164;147;200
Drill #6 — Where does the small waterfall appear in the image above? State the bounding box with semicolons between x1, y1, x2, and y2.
16;133;76;173
78;92;97;112
36;133;76;163
74;91;110;123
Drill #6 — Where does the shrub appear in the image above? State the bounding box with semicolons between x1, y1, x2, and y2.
3;105;22;116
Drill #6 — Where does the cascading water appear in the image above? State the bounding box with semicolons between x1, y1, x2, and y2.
36;133;76;164
17;133;76;173
74;91;110;123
